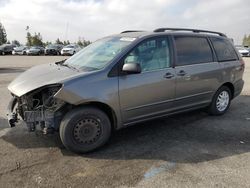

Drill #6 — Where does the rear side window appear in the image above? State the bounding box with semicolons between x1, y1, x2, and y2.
210;37;238;62
174;36;213;66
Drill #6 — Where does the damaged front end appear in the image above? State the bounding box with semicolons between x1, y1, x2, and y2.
7;84;68;134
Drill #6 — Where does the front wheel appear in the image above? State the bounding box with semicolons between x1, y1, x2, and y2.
208;86;232;115
59;107;111;153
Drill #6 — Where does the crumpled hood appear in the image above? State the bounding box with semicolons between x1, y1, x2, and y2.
8;63;87;97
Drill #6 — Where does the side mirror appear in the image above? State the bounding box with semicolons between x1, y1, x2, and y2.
122;63;141;74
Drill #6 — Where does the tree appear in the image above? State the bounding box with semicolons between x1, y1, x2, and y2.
44;41;52;46
26;32;44;46
63;40;70;45
77;37;91;47
0;22;7;45
242;34;250;46
26;32;32;46
32;32;43;46
55;38;63;45
12;40;20;46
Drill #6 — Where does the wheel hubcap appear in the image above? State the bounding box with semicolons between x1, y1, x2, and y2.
216;91;229;112
73;118;101;144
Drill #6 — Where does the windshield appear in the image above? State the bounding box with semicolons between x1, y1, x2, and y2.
47;44;57;48
15;46;25;50
31;47;40;49
65;45;75;48
64;36;135;70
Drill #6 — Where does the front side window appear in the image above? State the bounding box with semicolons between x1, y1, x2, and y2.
124;38;171;72
174;36;213;66
210;37;238;62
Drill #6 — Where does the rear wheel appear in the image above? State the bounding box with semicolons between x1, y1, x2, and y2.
59;107;111;153
208;86;232;115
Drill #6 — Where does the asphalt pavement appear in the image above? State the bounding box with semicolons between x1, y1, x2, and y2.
0;56;250;188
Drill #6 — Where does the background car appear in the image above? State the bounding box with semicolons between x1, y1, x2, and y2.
61;44;81;55
26;46;45;55
12;46;29;55
45;44;63;55
235;46;250;57
0;44;15;55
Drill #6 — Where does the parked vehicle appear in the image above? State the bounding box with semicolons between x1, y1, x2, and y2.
235;46;249;57
45;44;63;55
61;44;81;55
12;46;29;55
7;28;245;153
0;44;15;55
26;46;45;55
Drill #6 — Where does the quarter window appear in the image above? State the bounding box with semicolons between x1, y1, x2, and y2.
210;37;238;62
124;38;171;72
174;36;213;66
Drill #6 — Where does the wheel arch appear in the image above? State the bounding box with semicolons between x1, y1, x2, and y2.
221;82;235;98
75;101;117;131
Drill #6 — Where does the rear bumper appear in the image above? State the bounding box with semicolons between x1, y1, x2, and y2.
234;79;244;98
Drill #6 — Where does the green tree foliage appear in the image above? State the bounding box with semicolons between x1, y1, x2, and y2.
55;38;63;45
44;41;52;46
26;32;32;46
12;40;20;46
26;32;44;46
0;22;7;45
32;32;43;46
77;37;91;47
242;34;250;46
63;40;70;45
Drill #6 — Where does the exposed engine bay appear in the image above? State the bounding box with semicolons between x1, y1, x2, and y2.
7;85;68;134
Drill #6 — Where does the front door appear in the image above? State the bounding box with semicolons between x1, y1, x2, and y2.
118;37;176;124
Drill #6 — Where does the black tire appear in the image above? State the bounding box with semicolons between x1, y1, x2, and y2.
208;86;232;115
59;107;111;153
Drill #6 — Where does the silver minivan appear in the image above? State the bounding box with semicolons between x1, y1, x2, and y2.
7;28;245;153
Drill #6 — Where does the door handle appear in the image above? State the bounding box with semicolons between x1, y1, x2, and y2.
177;70;187;76
164;72;175;79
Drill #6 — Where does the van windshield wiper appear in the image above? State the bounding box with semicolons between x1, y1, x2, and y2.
55;59;78;71
55;59;67;65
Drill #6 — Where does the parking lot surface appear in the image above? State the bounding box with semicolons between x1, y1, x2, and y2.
0;56;250;188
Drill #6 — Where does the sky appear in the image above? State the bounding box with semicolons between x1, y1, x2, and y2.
0;0;249;45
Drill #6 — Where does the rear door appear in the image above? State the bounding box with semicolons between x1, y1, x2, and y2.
118;37;176;124
173;35;222;110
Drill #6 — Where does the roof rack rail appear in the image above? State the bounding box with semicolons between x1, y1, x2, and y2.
153;28;226;37
121;30;144;34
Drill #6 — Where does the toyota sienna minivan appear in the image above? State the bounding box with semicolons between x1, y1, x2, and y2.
7;28;245;153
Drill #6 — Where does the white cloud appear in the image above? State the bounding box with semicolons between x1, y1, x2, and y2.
0;0;249;44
